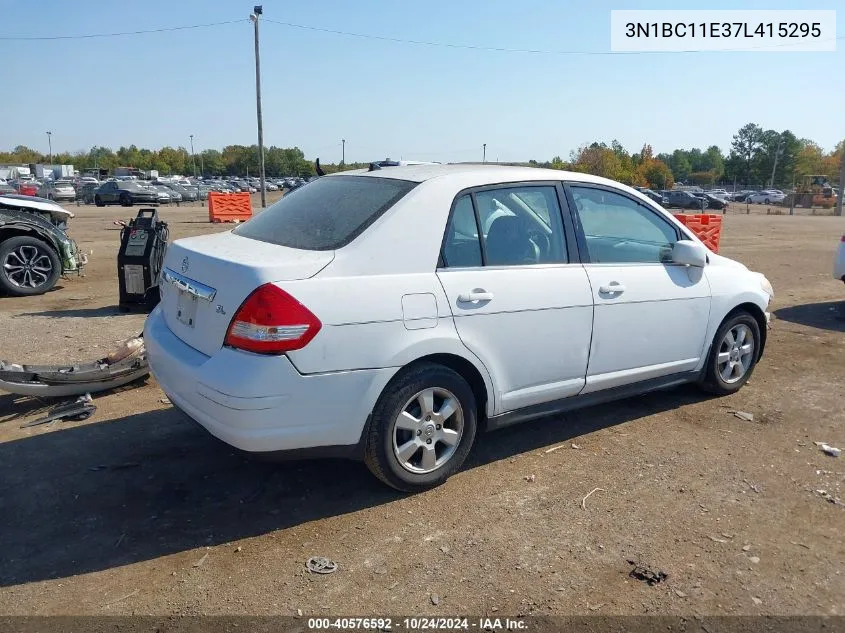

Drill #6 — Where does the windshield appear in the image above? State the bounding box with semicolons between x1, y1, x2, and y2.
233;175;417;250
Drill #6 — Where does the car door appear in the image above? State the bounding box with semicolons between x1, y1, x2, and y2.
101;182;117;202
436;183;594;414
565;184;711;394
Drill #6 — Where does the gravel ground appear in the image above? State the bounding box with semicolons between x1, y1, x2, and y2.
0;202;843;616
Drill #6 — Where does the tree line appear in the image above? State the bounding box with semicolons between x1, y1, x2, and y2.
532;123;842;190
2;123;842;188
0;144;319;178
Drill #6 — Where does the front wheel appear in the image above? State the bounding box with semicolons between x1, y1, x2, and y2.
0;236;62;296
94;195;105;207
364;363;477;492
699;311;761;395
120;193;133;207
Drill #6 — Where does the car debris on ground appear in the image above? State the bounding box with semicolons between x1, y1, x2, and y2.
627;560;667;585
306;557;338;574
19;393;96;428
819;444;841;457
0;336;147;397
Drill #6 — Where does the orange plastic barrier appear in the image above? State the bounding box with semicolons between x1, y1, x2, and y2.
673;213;723;253
208;192;253;223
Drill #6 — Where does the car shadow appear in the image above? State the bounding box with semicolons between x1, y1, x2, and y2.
13;306;128;318
0;384;709;587
774;301;845;332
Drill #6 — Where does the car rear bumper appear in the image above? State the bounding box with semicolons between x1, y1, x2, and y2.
144;306;395;453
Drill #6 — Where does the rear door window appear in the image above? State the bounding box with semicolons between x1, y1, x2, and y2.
233;175;417;250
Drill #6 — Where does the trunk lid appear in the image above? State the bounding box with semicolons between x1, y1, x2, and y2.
158;231;334;356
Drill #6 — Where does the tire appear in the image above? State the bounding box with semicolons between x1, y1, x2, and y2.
699;310;761;395
120;193;133;207
764;198;770;205
0;236;62;297
94;195;105;207
364;363;478;492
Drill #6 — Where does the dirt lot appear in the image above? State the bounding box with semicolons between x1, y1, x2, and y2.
0;201;843;616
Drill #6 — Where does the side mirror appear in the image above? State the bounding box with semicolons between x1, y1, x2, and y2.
672;240;707;267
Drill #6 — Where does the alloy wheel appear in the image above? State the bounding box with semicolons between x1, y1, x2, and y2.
717;324;754;384
3;244;54;289
392;387;464;474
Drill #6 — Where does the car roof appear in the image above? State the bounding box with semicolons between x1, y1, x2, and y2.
327;163;636;189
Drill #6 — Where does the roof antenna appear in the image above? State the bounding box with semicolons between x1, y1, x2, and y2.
315;158;325;177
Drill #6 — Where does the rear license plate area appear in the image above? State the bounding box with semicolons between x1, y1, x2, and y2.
176;290;198;327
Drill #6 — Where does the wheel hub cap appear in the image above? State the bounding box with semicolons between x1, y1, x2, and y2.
717;324;754;384
392;387;464;474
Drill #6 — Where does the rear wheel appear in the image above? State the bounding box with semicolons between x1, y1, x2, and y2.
0;236;61;296
364;363;477;492
699;311;761;395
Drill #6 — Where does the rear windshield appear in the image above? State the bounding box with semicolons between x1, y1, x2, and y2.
233;175;417;250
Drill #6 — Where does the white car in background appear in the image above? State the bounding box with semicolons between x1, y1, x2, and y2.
747;190;786;204
145;165;774;491
835;233;845;284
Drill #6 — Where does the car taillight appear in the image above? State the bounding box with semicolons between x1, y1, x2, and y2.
224;284;321;354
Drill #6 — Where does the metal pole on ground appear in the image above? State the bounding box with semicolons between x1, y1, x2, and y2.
251;6;266;208
189;134;197;178
46;131;52;163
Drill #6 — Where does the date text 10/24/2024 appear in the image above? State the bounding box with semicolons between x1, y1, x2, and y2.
307;618;527;631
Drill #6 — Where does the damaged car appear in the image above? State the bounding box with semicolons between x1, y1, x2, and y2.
0;194;87;296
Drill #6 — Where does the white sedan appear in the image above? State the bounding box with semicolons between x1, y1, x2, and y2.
835;233;845;284
145;165;774;491
747;190;786;204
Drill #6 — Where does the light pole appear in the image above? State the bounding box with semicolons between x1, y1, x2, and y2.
483;143;486;163
250;6;267;208
189;134;197;178
342;139;345;166
46;131;52;163
836;149;844;217
769;138;784;189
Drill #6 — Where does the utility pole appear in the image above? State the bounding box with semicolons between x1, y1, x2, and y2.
483;143;487;163
46;131;52;163
250;6;266;207
836;149;844;217
189;134;197;178
342;139;346;166
769;139;784;189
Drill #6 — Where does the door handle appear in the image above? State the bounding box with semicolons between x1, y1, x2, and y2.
598;282;626;295
458;290;494;302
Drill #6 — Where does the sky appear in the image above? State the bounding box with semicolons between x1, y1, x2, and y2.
0;0;842;164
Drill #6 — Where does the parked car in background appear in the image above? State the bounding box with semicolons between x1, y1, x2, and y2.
13;181;39;196
146;165;774;491
636;187;668;206
162;183;197;202
729;191;753;202
0;181;16;195
747;190;785;204
694;192;729;210
834;233;845;285
662;190;705;210
94;180;158;206
150;184;180;204
77;182;99;204
38;180;77;202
